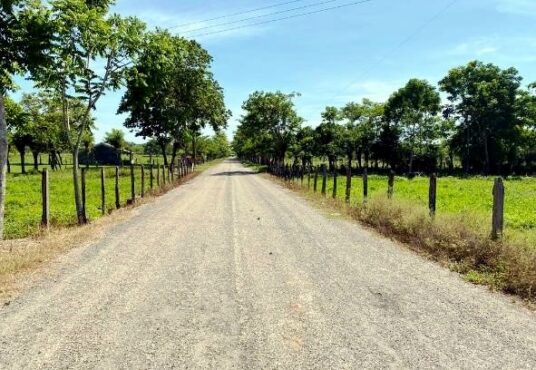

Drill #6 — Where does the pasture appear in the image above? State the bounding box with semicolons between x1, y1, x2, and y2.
6;167;143;239
306;172;536;245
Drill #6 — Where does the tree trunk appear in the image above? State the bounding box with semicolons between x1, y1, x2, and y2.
408;148;414;175
85;144;90;169
483;132;490;175
0;94;8;239
72;147;86;224
159;142;168;166
170;142;179;167
18;147;26;174
192;136;197;167
32;150;39;171
328;155;335;172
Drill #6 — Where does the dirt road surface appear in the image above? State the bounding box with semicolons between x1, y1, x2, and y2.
1;159;535;369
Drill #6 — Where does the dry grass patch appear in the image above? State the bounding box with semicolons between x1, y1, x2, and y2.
0;208;130;303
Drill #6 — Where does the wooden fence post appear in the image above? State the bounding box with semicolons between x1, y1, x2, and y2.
332;168;338;199
321;164;327;196
345;165;352;203
100;167;106;215
81;168;87;222
429;173;437;218
307;167;311;190
130;165;135;202
41;169;49;228
141;165;145;198
150;164;154;189
162;165;166;185
363;168;368;204
170;164;174;183
491;177;505;240
115;166;120;209
313;167;319;192
156;164;160;187
388;170;395;199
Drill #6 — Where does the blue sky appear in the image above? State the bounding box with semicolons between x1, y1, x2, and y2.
14;0;536;142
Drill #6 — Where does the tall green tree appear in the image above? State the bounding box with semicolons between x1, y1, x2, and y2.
0;0;52;237
104;128;126;163
514;82;536;172
439;61;522;174
341;99;384;169
34;0;145;223
20;92;75;170
289;126;315;168
185;76;230;165
315;106;343;171
239;91;303;164
384;79;441;174
119;30;181;166
119;31;229;166
104;128;126;151
205;131;231;159
5;96;31;173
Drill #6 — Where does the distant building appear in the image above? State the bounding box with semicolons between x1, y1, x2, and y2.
92;143;119;165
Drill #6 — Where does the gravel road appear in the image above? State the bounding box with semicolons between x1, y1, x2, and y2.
0;159;535;369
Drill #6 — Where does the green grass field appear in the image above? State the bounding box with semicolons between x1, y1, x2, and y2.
302;173;536;242
5;165;172;239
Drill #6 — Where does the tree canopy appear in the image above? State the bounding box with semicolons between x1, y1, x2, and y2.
234;61;536;176
237;91;303;163
119;30;229;165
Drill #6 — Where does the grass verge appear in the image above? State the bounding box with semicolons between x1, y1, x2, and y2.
265;172;536;305
0;159;221;303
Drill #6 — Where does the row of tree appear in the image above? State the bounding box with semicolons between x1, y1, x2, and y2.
5;92;94;172
233;61;536;176
3;104;231;173
0;0;230;237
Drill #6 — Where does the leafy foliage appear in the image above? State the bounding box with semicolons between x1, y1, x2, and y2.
235;91;303;163
119;30;229;165
234;61;536;176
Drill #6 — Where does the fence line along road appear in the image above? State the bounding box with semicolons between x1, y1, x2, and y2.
37;162;195;235
267;162;507;241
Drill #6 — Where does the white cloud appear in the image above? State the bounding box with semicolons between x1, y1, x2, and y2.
448;38;499;56
496;0;536;17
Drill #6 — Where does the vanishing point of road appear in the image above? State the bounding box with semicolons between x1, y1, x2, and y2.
1;159;535;369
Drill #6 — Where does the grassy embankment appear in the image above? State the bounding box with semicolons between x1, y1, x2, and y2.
267;167;536;303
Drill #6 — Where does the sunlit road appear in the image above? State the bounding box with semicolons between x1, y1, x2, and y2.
1;159;535;369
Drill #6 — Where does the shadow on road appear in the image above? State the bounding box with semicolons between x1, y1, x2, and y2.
211;171;256;177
